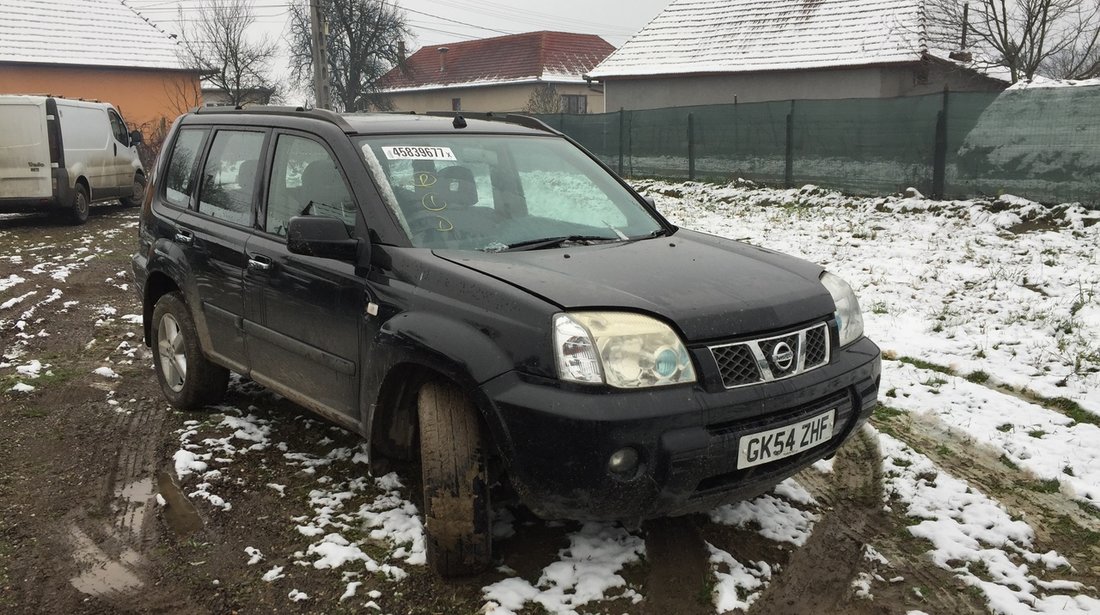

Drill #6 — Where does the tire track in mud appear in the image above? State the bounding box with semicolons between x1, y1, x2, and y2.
754;429;986;615
873;411;1100;582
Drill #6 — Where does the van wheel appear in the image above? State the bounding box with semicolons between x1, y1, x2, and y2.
68;185;89;225
120;175;145;207
418;380;492;576
151;292;229;410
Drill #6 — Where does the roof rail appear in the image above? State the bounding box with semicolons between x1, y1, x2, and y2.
192;105;355;133
421;111;560;135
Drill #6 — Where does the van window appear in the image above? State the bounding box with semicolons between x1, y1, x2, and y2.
197;130;265;226
165;128;207;208
265;134;355;236
108;110;128;144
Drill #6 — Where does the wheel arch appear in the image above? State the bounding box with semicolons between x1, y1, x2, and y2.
142;270;181;346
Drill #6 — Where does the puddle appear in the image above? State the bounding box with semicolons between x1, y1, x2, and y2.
68;525;144;597
113;477;155;538
156;469;204;537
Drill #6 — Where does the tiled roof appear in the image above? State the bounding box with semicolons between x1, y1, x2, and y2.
590;0;928;78
379;31;615;92
0;0;190;71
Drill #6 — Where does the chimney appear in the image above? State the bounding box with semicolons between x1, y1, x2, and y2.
438;47;449;72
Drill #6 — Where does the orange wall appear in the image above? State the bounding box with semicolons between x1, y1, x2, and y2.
0;63;203;134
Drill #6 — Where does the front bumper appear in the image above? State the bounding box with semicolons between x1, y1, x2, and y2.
480;336;881;523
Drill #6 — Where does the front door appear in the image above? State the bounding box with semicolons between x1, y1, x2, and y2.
242;132;364;422
108;109;137;197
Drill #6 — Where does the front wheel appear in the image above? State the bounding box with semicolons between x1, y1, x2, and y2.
418;380;492;576
151;292;229;410
120;174;145;207
67;185;89;225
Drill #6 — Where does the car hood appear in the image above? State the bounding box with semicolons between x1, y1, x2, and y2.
434;229;835;341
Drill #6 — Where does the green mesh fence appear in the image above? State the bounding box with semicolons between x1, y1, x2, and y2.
537;86;1100;206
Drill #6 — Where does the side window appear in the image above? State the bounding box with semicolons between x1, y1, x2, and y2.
197;130;265;226
164;128;207;208
265;134;355;237
108;110;128;143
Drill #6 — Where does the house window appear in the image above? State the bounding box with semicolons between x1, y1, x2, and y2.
561;95;587;114
452;98;461;111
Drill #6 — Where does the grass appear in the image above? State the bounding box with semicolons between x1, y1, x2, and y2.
1028;479;1061;494
996;423;1013;433
874;405;905;421
999;455;1020;471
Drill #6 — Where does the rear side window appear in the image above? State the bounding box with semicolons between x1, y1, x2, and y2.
164;129;207;208
108;110;128;144
197;130;265;226
265;134;355;237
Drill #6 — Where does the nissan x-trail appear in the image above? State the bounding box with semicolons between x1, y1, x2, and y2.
132;106;881;576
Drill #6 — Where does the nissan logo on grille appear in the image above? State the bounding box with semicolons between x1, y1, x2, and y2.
771;341;795;370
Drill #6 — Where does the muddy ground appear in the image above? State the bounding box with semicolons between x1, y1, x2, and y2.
1;207;1098;614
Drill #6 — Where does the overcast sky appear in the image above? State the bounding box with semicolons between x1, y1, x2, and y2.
127;0;670;102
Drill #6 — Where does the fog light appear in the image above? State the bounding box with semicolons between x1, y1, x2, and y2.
608;447;639;475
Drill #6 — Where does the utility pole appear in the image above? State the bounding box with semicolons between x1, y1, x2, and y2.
309;0;332;109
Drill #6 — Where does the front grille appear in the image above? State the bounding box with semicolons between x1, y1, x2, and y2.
710;322;830;389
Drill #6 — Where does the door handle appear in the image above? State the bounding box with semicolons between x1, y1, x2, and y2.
174;230;193;245
114;143;118;156
247;254;273;271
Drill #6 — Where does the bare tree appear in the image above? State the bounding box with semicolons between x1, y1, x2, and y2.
523;84;563;114
289;0;409;112
177;0;281;107
926;0;1100;82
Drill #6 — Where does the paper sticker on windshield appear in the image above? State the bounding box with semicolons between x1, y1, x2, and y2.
382;146;457;161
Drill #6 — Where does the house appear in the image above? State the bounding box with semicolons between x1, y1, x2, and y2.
0;0;203;134
201;84;275;107
377;31;615;114
588;0;1007;110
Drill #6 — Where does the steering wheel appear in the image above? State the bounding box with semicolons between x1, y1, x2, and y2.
405;209;458;242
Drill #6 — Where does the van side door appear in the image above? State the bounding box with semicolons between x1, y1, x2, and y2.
242;130;364;424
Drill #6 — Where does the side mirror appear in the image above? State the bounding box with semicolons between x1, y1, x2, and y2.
643;196;656;208
130;130;144;145
287;216;362;263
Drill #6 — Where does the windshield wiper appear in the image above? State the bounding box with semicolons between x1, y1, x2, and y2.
501;235;620;252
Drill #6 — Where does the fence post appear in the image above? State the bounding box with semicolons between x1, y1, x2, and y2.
618;107;625;177
687;113;696;181
785;100;795;189
932;87;949;200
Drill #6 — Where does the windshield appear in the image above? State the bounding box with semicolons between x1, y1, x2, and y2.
357;135;664;251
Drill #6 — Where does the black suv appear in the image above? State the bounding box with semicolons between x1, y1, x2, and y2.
132;107;880;576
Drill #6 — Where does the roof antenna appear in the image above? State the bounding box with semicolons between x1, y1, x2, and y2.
453;115;467;129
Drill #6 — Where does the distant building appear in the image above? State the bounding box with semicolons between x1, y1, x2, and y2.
201;84;275;107
589;0;1007;110
377;31;614;114
0;0;203;132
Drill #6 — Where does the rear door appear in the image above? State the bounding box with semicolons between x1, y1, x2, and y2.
0;99;51;199
242;130;364;422
171;127;267;373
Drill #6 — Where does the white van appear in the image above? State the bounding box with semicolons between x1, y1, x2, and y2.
0;95;145;224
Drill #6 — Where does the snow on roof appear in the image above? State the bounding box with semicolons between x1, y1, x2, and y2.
589;0;928;78
0;0;190;71
378;31;615;93
1008;76;1100;90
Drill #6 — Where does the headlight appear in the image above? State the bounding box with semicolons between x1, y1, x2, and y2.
553;312;696;388
820;271;865;347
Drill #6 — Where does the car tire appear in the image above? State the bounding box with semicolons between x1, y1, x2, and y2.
418;380;492;576
120;175;145;208
68;184;89;225
151;292;229;410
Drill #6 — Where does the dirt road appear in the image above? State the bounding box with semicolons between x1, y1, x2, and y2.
2;206;1097;614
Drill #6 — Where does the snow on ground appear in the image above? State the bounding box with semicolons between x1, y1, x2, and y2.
876;428;1099;614
642;180;1100;414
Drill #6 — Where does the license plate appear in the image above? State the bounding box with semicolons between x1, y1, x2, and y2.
737;409;836;469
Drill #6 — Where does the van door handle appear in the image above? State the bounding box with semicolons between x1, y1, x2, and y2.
247;254;273;271
174;230;193;245
114;143;118;156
